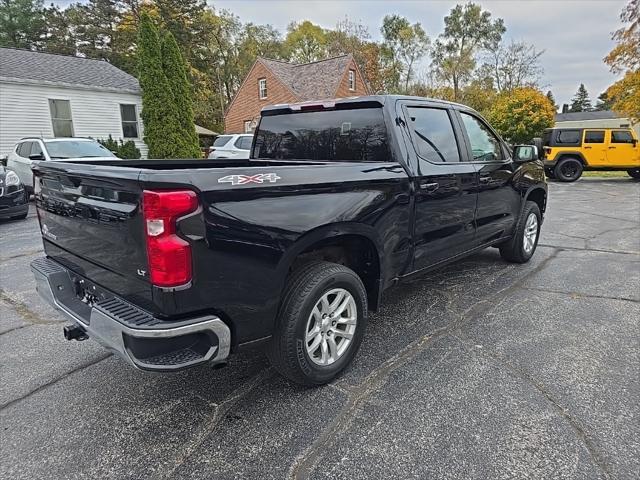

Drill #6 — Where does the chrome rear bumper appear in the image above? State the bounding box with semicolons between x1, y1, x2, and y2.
31;257;231;372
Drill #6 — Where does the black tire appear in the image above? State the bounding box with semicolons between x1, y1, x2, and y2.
12;210;28;220
554;157;583;182
499;201;541;263
267;261;367;385
627;168;640;180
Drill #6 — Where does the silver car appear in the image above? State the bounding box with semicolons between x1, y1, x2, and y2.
6;137;117;192
208;134;253;160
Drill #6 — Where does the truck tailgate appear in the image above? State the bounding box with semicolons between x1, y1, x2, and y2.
33;161;153;309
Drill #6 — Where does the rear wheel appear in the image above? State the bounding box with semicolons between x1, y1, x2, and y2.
500;201;541;263
554;157;583;182
267;261;367;385
627;168;640;180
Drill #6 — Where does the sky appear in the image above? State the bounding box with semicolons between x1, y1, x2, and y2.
212;0;627;106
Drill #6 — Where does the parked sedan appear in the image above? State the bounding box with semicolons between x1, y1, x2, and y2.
208;134;253;159
6;137;117;193
0;166;29;221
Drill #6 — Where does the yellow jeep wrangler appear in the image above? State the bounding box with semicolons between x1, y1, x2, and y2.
542;127;640;181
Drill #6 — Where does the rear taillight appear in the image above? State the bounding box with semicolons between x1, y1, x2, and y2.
142;190;198;288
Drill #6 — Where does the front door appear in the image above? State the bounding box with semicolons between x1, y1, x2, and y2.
607;130;639;167
457;111;521;245
401;104;478;271
582;130;607;166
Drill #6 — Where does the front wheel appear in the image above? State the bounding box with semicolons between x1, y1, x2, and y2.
267;261;367;385
627;168;640;180
554;158;583;182
500;201;541;263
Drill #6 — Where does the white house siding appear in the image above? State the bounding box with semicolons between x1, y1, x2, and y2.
0;80;147;158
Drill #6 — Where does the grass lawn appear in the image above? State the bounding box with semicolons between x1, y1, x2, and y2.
582;170;631;178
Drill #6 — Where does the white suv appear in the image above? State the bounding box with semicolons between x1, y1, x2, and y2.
208;134;253;160
6;138;116;192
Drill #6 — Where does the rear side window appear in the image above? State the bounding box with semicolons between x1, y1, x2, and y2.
254;107;389;162
556;130;581;145
584;131;605;143
235;136;253;150
406;107;460;163
213;135;232;147
611;130;634;143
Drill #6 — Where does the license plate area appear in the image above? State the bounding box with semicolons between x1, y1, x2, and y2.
70;275;112;309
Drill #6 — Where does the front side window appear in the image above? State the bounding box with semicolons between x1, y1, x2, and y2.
120;104;139;138
254;107;389;162
48;99;74;137
17;142;33;157
611;130;634;143
460;112;504;161
348;70;355;91
258;78;267;99
407;107;460;163
584;130;605;143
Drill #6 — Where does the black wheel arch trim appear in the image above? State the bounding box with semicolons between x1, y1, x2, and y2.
552;151;588;166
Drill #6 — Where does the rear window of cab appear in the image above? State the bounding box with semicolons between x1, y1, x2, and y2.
253;108;389;162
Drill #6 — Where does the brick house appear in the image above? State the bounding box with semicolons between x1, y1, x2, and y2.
224;54;370;133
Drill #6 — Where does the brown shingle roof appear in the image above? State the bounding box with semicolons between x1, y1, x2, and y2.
260;55;354;101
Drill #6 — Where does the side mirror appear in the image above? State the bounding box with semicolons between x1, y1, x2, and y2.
29;153;45;161
513;145;538;163
0;155;7;166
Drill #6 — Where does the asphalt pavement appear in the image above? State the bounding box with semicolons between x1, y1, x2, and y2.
1;178;639;480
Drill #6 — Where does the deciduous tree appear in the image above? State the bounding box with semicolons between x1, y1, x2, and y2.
380;14;430;92
487;87;555;144
285;20;327;63
431;2;505;101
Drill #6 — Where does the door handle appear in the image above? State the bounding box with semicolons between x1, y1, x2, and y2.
584;146;592;149
479;176;491;183
420;182;439;192
608;146;616;149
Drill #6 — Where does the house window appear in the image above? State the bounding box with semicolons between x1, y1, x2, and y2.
48;99;74;137
259;78;267;99
244;120;253;133
120;104;139;138
348;70;355;91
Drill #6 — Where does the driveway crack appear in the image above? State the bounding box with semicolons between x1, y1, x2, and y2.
288;248;561;479
454;335;612;480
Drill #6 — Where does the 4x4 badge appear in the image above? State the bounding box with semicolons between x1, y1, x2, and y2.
218;173;281;186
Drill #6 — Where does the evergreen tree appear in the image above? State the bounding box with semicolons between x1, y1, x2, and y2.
0;0;47;49
570;83;593;112
161;31;201;158
137;13;185;158
545;90;557;111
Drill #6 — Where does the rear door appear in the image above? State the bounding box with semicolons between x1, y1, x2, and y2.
607;129;638;166
401;102;477;270
582;130;606;165
456;110;521;245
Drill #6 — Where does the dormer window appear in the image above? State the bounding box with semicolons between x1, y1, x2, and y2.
348;70;355;91
259;78;267;99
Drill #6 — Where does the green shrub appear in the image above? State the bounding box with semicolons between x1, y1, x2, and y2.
98;135;141;159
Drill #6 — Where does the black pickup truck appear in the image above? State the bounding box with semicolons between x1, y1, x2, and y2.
31;95;547;385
